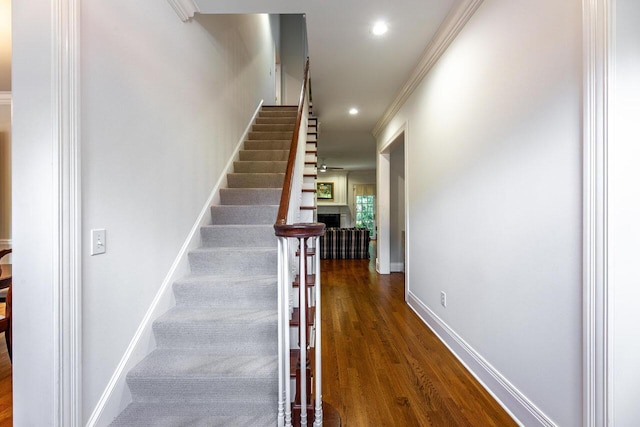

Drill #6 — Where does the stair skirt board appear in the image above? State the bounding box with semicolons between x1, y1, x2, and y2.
86;101;299;427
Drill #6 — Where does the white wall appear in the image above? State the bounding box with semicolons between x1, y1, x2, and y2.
377;0;582;425
280;14;306;105
612;0;640;424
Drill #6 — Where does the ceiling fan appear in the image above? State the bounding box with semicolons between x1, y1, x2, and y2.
319;158;344;173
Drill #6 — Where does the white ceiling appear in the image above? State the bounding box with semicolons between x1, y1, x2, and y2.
194;0;458;170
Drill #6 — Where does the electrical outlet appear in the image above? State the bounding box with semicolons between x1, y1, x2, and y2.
440;291;447;308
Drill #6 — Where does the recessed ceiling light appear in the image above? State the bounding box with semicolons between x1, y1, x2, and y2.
372;21;388;36
349;108;359;115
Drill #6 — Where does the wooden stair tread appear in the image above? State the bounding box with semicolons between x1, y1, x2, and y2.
294;274;316;287
296;248;316;256
290;349;299;378
290;307;315;327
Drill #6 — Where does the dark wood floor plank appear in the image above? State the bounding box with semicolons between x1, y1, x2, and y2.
320;256;516;427
0;303;11;427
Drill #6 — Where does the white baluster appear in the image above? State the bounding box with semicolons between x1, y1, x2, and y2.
277;237;285;427
299;237;308;427
284;238;292;427
314;235;323;426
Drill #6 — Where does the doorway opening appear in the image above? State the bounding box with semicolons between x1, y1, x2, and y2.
376;125;407;293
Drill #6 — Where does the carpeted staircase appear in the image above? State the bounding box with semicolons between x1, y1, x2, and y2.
110;106;298;426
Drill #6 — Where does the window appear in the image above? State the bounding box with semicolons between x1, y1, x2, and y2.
355;195;375;238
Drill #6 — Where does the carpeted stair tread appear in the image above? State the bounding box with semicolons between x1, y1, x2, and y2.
155;307;277;325
127;349;277;383
111;403;277;427
243;140;291;150
233;160;287;173
210;205;278;225
126;350;277;403
172;274;277;308
258;111;298;118
239;149;289;161
188;247;277;275
262;105;297;111
200;224;276;247
255;116;297;125
153;307;277;352
252;123;295;132
248;131;293;140
219;188;281;205
227;173;284;188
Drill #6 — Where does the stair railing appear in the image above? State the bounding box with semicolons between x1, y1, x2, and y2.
274;58;325;427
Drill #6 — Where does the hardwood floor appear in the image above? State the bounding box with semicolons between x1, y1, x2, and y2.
320;256;516;427
0;303;11;427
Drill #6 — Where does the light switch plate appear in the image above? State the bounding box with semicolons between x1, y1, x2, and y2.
91;229;106;255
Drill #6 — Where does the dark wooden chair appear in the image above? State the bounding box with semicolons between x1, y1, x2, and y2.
0;249;12;361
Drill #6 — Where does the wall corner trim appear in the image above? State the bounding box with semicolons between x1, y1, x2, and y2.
582;0;614;426
166;0;200;22
52;0;82;425
406;292;557;427
372;0;484;137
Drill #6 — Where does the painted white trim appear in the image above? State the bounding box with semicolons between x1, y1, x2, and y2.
376;152;390;275
0;92;11;105
582;0;614;426
407;292;556;427
166;0;200;22
52;0;82;424
377;123;407;275
372;0;484;137
389;262;404;272
85;100;264;426
403;124;410;300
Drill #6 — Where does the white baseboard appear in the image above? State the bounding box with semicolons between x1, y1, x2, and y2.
406;291;556;427
390;262;404;272
86;100;264;426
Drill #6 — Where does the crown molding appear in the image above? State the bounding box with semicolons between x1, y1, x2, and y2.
372;0;484;137
0;92;11;105
166;0;200;22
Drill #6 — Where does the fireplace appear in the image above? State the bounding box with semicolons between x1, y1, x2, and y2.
317;213;340;229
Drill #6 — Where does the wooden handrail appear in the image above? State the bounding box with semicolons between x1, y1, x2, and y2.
275;57;310;227
274;223;325;239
